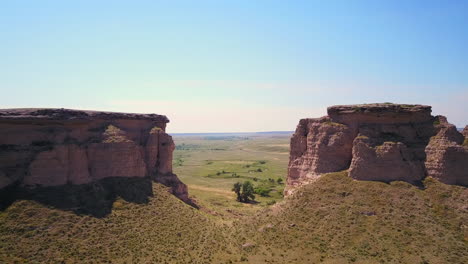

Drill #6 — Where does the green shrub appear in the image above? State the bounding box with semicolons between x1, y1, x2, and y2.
254;187;271;197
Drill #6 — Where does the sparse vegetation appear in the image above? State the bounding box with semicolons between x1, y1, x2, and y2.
254;186;271;197
1;171;466;263
235;171;468;263
102;125;131;143
172;134;288;213
149;126;163;133
174;157;184;167
324;121;346;127
0;183;230;263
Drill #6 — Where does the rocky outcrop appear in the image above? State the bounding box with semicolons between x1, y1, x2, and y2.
425;117;468;185
288;117;354;186
463;125;468;138
0;108;190;203
287;104;467;193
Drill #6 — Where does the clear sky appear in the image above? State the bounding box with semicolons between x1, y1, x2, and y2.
1;0;467;132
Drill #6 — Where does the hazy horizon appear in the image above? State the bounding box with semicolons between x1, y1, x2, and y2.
1;0;467;132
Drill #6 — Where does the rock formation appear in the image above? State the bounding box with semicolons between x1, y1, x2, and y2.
425;118;468;185
287;104;467;194
463;125;468;138
0;108;190;203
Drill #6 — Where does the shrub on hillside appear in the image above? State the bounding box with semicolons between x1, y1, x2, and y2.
254;187;271;197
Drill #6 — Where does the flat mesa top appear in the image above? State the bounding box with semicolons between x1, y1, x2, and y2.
0;108;169;122
327;103;432;115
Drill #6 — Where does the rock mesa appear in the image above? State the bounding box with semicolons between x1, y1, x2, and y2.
287;104;467;194
0;108;189;203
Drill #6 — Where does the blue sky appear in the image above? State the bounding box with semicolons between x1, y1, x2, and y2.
1;0;467;132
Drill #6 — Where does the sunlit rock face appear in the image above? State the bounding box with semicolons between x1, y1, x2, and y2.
0;108;189;202
286;104;467;194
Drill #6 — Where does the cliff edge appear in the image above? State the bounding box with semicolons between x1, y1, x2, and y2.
0;108;190;204
287;103;467;194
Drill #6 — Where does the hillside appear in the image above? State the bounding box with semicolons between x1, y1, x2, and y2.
234;171;468;263
0;183;229;264
1;172;466;263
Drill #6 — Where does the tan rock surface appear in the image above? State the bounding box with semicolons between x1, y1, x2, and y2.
0;108;189;203
287;104;467;194
425;118;468;185
287;117;354;189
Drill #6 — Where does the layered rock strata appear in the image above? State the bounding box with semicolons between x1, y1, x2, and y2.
0;108;189;203
287;104;467;194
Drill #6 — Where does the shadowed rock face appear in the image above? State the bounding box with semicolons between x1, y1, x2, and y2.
287;104;467;194
0;108;190;204
463;125;468;138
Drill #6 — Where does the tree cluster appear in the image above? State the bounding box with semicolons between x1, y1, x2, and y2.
232;181;255;203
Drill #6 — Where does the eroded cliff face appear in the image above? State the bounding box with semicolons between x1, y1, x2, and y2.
287;104;467;194
425;118;468;186
0;108;189;203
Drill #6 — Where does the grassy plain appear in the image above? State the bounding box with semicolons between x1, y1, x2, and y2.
172;133;291;218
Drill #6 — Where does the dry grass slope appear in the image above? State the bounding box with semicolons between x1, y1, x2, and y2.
0;171;466;263
0;184;231;264
234;171;468;263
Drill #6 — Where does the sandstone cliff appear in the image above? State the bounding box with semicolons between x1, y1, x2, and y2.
0;108;189;203
287;104;467;194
